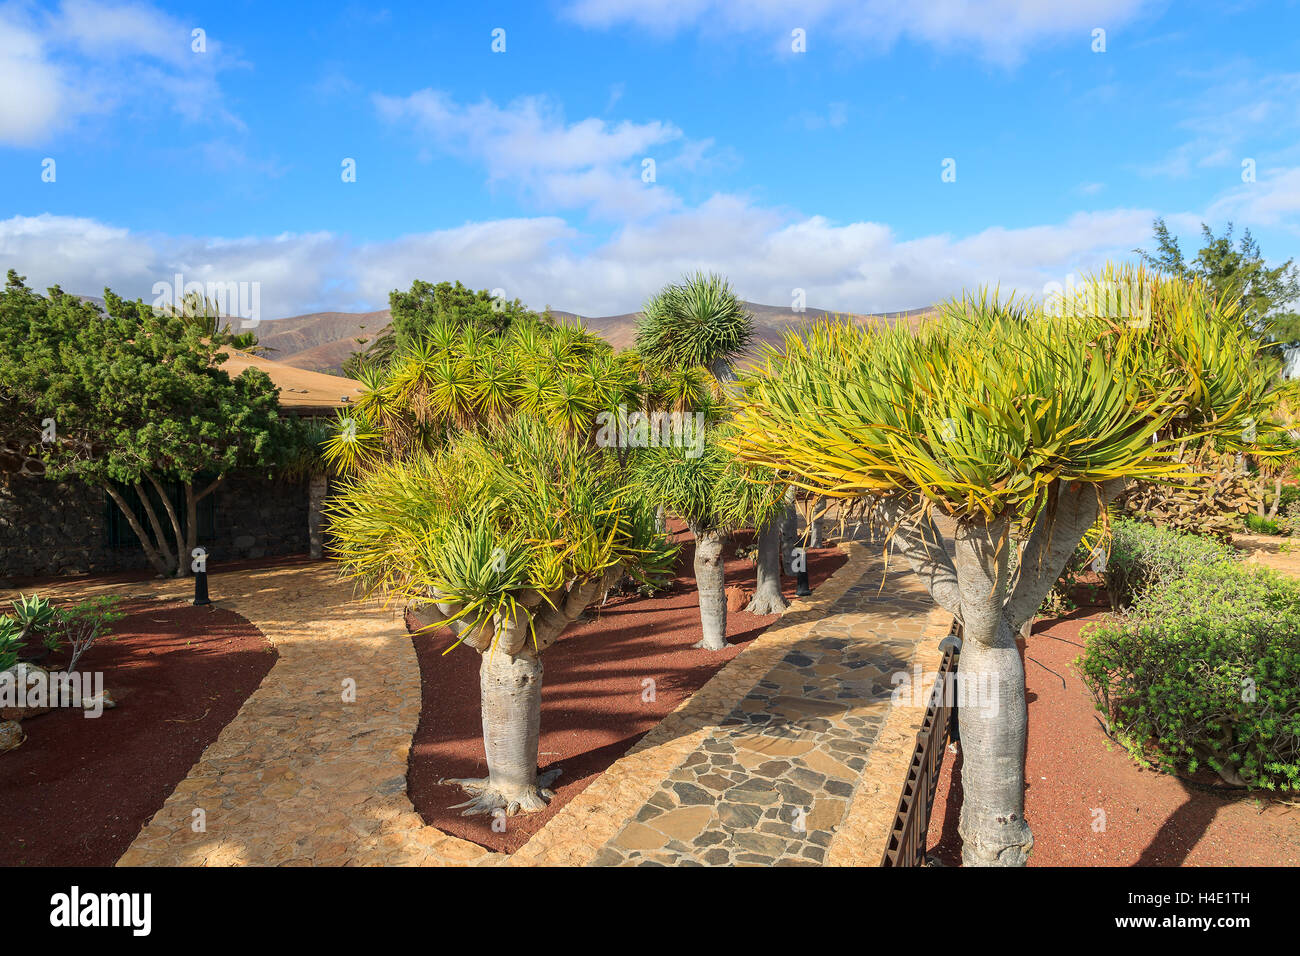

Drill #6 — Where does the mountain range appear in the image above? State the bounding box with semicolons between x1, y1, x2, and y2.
253;302;936;374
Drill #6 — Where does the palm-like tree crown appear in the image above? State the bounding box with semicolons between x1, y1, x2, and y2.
327;416;676;649
636;272;755;379
725;265;1278;522
160;290;270;354
631;429;785;534
322;319;645;473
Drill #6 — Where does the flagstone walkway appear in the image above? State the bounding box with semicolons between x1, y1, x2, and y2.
505;544;951;867
592;580;943;867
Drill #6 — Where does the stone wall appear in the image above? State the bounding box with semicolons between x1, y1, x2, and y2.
0;473;311;581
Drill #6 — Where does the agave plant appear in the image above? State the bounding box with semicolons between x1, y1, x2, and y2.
10;594;56;645
724;264;1279;865
632;432;786;649
327;416;675;814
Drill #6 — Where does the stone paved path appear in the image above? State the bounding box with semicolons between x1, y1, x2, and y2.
589;560;940;866
4;562;491;866
507;543;951;867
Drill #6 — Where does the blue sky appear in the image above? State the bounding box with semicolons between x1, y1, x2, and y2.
2;0;1299;319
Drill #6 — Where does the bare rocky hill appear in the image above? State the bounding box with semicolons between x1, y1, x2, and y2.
252;302;936;373
252;309;392;372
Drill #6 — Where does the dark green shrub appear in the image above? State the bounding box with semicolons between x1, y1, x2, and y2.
1103;518;1238;608
1245;513;1286;535
1080;562;1300;791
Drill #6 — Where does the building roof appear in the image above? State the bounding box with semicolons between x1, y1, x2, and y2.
218;348;365;413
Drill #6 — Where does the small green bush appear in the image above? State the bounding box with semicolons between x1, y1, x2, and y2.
1103;518;1238;608
1080;562;1300;792
1245;513;1286;535
58;597;124;671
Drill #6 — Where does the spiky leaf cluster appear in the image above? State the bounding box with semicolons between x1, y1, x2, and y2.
725;265;1280;523
635;272;755;377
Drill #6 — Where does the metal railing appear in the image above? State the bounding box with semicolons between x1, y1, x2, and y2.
880;625;962;867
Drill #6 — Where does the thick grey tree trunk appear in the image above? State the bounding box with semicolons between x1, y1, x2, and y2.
779;487;799;574
808;496;824;549
952;520;1033;866
184;485;199;575
421;569;623;816
146;474;185;577
693;526;729;650
708;357;735;383
134;480;178;575
181;477;222;576
878;482;1127;868
746;519;788;615
443;648;560;816
308;473;328;559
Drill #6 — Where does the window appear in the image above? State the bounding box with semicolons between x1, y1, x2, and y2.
104;480;217;549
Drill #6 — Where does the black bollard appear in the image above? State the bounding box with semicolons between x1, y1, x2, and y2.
193;568;211;606
796;568;812;596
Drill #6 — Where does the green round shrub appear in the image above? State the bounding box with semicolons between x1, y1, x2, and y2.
1080;562;1300;791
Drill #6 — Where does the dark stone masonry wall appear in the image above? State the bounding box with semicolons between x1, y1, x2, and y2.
0;473;310;581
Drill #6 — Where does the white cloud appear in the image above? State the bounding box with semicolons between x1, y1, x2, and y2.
1207;166;1300;231
0;203;1161;321
350;218;578;308
0;214;347;318
1140;70;1300;179
0;0;240;146
563;0;1155;63
373;89;701;219
58;0;193;62
0;11;65;145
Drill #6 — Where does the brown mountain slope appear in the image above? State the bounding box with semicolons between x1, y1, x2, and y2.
552;303;935;356
253;309;390;372
258;301;936;373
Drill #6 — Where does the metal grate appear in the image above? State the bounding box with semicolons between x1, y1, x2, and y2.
881;625;961;867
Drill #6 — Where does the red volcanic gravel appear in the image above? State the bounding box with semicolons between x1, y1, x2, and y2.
928;604;1300;866
0;599;276;866
406;528;847;853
